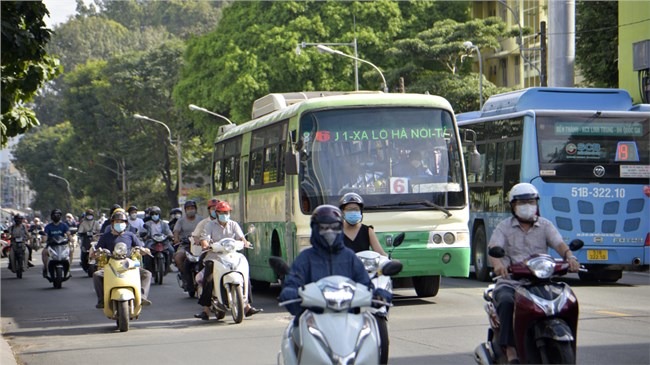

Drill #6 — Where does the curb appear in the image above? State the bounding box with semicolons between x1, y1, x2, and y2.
1;334;17;365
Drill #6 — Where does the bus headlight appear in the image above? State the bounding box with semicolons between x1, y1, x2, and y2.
443;232;455;245
432;234;442;244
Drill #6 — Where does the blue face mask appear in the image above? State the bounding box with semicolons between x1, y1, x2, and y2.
151;215;160;222
113;223;127;233
210;211;217;219
218;213;230;223
344;211;362;225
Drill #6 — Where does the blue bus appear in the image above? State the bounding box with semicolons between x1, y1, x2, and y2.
457;87;649;282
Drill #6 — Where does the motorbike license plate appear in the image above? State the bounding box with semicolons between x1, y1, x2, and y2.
587;249;608;261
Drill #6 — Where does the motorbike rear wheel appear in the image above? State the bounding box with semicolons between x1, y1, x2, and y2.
154;255;165;285
541;339;575;364
117;301;129;332
229;284;244;324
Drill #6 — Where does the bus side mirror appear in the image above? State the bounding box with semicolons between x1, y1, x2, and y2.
463;129;481;174
285;150;299;175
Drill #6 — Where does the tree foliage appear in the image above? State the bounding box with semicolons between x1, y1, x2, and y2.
575;0;618;87
1;1;61;147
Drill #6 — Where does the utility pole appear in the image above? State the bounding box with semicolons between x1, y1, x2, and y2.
540;21;547;87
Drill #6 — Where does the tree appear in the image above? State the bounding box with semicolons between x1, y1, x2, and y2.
575;1;618;87
1;1;61;147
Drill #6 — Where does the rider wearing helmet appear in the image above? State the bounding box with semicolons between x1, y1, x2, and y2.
194;200;260;320
169;208;183;231
488;183;580;363
64;213;77;228
42;209;72;278
100;204;123;233
7;214;32;271
190;198;220;244
127;205;145;234
279;205;387;317
91;209;152;308
339;192;387;256
173;200;204;292
143;206;174;273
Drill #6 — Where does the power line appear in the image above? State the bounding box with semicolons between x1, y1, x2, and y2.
547;18;649;36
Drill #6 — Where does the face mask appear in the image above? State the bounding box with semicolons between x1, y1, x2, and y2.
344;211;362;225
218;213;230;223
174;214;182;219
515;204;538;221
86;215;94;221
151;215;160;222
186;210;196;218
130;213;137;220
52;215;61;223
113;223;127;233
210;211;217;219
321;231;340;246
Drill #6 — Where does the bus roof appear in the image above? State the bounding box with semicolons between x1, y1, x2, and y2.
218;92;454;141
458;87;634;120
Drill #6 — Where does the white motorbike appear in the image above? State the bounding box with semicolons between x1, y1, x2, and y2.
356;232;405;364
269;257;403;365
199;237;252;324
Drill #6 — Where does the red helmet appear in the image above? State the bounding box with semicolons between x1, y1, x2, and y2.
215;201;232;212
207;199;220;209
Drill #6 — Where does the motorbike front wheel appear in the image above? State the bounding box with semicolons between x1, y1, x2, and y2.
117;301;129;332
376;316;389;365
540;339;575;364
229;284;244;324
54;267;64;289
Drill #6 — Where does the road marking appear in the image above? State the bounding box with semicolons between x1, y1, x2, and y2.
596;310;630;317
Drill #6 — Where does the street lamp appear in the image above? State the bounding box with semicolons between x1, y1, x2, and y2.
463;41;483;110
96;153;127;208
498;0;541;85
315;44;388;93
297;40;359;91
188;104;234;125
47;173;72;211
133;114;182;205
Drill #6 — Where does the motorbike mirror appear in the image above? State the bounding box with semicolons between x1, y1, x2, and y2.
569;239;584;251
392;232;405;248
488;246;505;258
380;260;403;276
247;224;256;235
268;256;290;276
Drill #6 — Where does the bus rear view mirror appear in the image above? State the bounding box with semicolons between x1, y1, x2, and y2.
463;129;481;174
285;150;299;175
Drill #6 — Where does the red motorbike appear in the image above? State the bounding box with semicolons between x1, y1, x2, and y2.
474;240;584;365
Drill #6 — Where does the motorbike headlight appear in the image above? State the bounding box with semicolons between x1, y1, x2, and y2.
360;256;380;272
114;242;128;257
320;281;355;311
527;256;556;279
222;239;236;252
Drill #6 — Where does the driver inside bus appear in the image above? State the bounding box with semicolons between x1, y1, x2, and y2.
394;150;433;177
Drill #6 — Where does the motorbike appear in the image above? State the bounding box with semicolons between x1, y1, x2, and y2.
176;237;200;298
269;256;403;365
29;229;44;252
474;239;584;365
198;237;253;324
96;243;146;332
45;236;72;289
78;231;96;277
9;234;29;279
1;230;10;258
148;233;172;285
356;232;405;365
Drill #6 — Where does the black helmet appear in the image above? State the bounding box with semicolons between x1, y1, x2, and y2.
51;209;62;221
110;204;122;215
111;209;127;222
311;205;343;226
170;208;182;215
85;208;95;216
13;214;23;223
127;205;138;213
184;200;197;209
150;206;161;215
339;192;364;211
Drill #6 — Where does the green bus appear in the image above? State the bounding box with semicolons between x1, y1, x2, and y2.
211;92;471;297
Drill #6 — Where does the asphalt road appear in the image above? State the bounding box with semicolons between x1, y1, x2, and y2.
1;253;649;365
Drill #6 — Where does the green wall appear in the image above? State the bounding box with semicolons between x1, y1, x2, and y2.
618;1;650;104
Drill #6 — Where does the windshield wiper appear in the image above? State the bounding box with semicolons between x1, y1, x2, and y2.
398;200;452;218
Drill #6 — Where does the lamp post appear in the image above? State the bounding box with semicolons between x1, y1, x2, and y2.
498;0;541;85
188;104;234;125
296;40;359;91
316;44;388;93
133;114;182;206
96;153;127;208
47;173;72;211
463;41;483;110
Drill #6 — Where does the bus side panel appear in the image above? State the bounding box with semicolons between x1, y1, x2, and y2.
246;186;286;282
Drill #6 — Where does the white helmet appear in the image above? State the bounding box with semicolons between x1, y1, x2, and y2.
508;183;539;203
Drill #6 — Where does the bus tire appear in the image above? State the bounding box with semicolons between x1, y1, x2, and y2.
251;279;270;292
472;225;490;282
413;275;440;297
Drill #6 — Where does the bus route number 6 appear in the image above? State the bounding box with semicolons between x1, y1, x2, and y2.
390;177;409;194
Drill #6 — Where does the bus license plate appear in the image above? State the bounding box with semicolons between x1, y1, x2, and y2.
587;250;608;261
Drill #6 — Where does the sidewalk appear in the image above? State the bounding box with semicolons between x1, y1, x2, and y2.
1;334;17;365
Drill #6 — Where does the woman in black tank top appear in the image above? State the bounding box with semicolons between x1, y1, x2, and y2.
339;193;387;256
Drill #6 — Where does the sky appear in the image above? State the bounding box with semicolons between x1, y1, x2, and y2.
43;0;79;28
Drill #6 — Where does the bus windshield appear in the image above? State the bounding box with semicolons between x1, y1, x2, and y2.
298;107;465;213
537;115;650;181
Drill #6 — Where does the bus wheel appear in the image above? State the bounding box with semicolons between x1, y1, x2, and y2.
251;279;270;292
472;226;490;282
413;275;440;297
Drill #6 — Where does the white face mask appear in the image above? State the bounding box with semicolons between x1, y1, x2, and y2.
515;204;538;221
